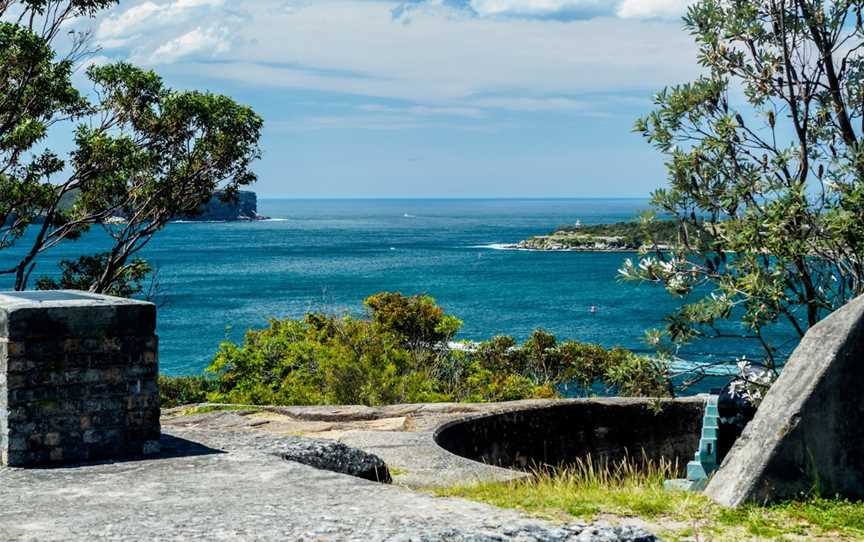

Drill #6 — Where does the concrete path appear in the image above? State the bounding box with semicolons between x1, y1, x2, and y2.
0;424;656;541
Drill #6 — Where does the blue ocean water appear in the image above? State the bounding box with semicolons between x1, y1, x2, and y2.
1;198;794;386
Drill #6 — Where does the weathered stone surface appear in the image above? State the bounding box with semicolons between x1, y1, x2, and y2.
705;294;864;506
163;407;527;488
0;290;156;338
0;290;160;466
281;436;392;483
0;427;658;541
163;397;708;488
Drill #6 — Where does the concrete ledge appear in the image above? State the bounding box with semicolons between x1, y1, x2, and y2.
0;291;155;339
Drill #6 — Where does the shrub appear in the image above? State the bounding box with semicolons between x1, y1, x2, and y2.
203;292;671;406
158;375;218;408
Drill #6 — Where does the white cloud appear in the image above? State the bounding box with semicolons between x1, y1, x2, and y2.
174;0;225;7
396;0;693;19
87;0;700;116
616;0;691;19
148;27;230;63
96;0;235;56
221;3;691;96
469;0;614;17
97;1;163;39
78;55;113;70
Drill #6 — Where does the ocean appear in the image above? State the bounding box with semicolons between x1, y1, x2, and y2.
0;198;795;390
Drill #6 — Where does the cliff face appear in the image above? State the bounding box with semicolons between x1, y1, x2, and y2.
183;190;260;221
11;189;263;224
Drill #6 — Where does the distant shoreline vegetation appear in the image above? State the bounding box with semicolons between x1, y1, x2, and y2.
503;220;680;252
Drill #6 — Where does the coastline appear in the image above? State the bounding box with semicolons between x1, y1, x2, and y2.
494;220;677;253
472;243;666;253
169;214;273;224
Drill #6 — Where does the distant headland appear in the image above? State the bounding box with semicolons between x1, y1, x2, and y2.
44;189;268;224
502;220;677;252
178;190;268;222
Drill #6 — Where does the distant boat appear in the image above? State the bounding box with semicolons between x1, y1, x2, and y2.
403;213;416;218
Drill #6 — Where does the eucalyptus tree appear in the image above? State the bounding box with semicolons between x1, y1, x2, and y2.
0;1;262;294
620;0;864;379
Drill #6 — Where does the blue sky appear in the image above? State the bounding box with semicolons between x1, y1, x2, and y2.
64;0;701;197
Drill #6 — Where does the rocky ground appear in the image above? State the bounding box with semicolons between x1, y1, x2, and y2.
0;400;660;541
160;401;536;488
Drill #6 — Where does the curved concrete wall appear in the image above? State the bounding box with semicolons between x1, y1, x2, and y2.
434;397;705;474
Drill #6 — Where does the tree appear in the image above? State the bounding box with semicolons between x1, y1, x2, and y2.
621;0;864;382
35;252;150;298
364;292;463;349
0;1;262;294
69;63;262;293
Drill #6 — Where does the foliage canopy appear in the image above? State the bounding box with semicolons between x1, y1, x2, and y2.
622;0;864;382
198;292;671;406
0;1;262;294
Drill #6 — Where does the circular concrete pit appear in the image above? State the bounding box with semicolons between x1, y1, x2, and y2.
433;397;706;474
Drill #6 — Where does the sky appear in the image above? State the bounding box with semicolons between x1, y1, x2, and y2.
64;0;702;198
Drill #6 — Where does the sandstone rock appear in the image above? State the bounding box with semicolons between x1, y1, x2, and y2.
705;294;864;506
280;437;392;483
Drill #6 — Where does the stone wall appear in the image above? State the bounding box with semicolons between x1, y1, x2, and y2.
434;397;706;475
0;291;160;466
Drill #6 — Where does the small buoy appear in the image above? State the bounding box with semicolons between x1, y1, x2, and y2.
590;305;597;314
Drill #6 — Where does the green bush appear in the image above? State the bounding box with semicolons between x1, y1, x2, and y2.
200;292;671;407
159;375;218;408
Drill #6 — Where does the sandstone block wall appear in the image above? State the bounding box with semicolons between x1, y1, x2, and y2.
0;291;160;466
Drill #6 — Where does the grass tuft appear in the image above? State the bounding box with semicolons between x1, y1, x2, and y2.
180;404;263;416
435;454;864;541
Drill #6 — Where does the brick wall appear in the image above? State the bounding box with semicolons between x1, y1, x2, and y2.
0;291;160;466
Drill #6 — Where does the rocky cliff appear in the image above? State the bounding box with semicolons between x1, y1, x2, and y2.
182;190;263;221
13;189;264;224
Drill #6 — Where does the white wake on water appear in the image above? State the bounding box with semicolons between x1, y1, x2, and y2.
469;243;520;250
